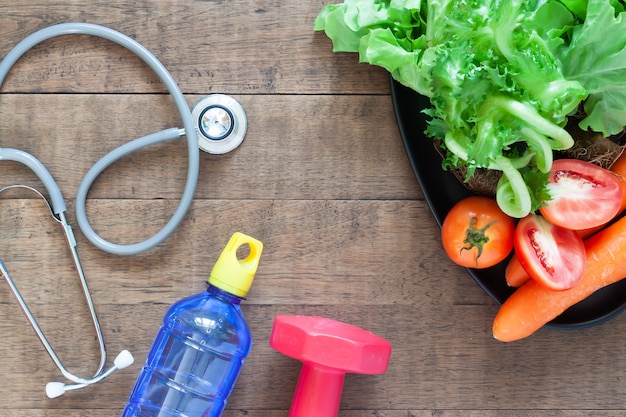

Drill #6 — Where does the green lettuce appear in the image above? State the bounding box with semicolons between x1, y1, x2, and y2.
548;0;626;137
315;0;626;218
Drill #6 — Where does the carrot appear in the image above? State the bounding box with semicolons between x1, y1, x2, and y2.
610;149;626;210
609;147;626;177
505;154;626;288
505;255;528;287
493;213;626;342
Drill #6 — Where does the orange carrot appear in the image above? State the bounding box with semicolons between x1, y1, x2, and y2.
610;148;626;177
505;154;626;288
493;214;626;342
610;149;626;210
505;255;528;288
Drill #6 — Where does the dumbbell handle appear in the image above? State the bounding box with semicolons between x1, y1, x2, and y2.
289;362;346;417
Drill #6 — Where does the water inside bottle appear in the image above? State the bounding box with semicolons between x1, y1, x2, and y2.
122;290;250;417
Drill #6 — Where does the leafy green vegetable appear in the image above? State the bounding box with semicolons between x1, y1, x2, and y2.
542;0;626;137
315;0;626;218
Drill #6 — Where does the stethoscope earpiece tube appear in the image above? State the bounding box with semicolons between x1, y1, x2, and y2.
0;148;67;214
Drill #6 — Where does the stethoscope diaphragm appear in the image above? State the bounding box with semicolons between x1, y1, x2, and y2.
192;94;247;154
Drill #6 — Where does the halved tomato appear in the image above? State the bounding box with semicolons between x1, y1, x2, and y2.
539;159;622;230
514;214;585;291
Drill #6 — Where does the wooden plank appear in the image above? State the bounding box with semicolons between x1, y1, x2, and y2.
0;94;420;201
0;198;464;305
5;412;626;417
3;302;626;410
0;1;389;95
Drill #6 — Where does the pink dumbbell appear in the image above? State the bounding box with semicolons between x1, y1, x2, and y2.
270;315;392;417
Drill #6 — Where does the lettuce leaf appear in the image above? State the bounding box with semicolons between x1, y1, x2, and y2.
314;0;625;217
553;0;626;137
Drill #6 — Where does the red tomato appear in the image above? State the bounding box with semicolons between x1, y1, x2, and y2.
514;214;585;291
539;159;622;230
441;196;515;269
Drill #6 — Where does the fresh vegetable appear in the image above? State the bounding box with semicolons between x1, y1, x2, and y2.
513;214;585;290
504;255;528;288
544;0;626;138
441;196;515;269
506;155;626;288
611;147;626;170
505;223;603;288
506;231;594;288
315;0;626;336
315;0;626;218
538;159;623;230
610;150;626;207
493;213;626;342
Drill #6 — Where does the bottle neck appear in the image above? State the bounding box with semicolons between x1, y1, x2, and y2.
206;283;244;304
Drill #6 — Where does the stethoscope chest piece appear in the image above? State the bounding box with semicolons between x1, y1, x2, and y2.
193;94;247;154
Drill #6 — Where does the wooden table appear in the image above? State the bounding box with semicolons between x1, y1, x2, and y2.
1;2;626;416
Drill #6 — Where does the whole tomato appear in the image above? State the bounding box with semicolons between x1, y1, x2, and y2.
441;196;515;269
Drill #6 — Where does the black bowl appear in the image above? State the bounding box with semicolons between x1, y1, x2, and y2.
390;77;626;329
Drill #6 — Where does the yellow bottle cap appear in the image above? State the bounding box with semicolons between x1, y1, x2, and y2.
209;232;264;298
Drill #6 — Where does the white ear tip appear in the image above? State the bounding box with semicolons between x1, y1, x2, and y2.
114;350;134;369
46;382;66;398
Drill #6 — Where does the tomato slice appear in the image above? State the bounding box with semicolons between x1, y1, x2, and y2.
539;159;622;230
514;214;585;291
441;196;515;269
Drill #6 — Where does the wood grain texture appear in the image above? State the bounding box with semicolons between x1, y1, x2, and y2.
1;1;626;417
0;1;389;95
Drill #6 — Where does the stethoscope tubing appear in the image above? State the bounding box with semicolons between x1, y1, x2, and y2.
0;22;204;396
0;148;67;214
0;22;200;256
75;127;187;255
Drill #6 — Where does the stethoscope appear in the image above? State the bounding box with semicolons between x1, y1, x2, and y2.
0;23;247;398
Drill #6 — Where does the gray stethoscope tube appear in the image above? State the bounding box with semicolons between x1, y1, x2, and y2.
0;22;198;256
0;23;247;398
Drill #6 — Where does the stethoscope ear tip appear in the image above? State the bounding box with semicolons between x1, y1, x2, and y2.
44;349;134;398
114;350;135;369
46;382;66;399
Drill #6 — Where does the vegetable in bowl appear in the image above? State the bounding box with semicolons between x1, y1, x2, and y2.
315;0;626;218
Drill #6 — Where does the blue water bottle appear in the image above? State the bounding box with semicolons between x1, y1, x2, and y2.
121;232;263;417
